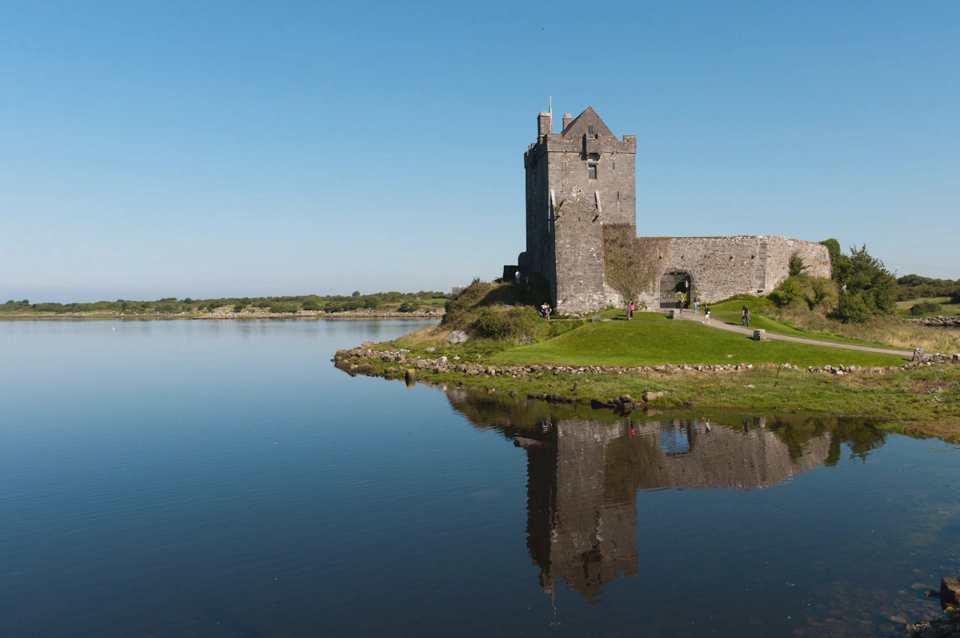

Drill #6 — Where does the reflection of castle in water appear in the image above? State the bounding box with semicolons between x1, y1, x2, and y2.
443;389;885;603
524;417;831;602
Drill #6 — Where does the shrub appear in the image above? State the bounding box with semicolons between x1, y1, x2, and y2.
363;296;381;310
770;277;805;307
301;298;323;311
833;290;870;323
233;303;247;313
470;307;541;340
788;252;808;277
910;301;942;316
324;300;342;313
269;302;299;313
807;279;831;310
398;301;421;313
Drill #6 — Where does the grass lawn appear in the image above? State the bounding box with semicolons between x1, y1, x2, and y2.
493;313;908;368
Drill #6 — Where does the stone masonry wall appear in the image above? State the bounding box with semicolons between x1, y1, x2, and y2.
653;236;831;306
554;189;607;315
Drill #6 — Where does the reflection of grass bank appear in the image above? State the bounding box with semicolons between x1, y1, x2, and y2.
405;365;960;441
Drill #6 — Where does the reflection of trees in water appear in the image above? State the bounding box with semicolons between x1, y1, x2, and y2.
444;389;886;602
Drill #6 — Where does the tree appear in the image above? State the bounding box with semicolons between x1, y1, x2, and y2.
788;252;808;277
352;291;361;297
602;224;666;304
831;244;897;322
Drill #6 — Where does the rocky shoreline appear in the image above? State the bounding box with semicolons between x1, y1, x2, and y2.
333;342;960;408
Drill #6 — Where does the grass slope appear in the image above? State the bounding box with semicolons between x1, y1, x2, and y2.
493;313;907;368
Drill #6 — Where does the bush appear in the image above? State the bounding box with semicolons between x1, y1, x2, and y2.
233;303;247;313
398;301;421;313
363;296;381;310
834;290;870;323
301;298;323;311
807;279;831;310
470;307;541;340
910;301;943;316
770;277;804;307
269;302;299;313
788;253;808;278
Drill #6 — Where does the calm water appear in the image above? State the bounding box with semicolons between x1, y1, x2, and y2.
1;320;959;637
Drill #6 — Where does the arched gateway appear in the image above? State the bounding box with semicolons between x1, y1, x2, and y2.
659;272;692;309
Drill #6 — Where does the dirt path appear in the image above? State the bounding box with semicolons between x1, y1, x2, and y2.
674;310;914;357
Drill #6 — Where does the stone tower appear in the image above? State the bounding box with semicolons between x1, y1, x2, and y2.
518;107;637;315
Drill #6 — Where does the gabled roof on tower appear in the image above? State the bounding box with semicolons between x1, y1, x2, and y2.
560;106;615;139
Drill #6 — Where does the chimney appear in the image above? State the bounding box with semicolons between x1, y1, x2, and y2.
562;113;573;131
538;111;552;138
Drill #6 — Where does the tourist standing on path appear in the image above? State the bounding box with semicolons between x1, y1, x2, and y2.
628;301;635;321
703;305;710;324
694;296;700;314
741;305;749;327
745;308;750;327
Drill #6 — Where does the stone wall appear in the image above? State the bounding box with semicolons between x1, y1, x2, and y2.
652;236;831;305
553;188;608;315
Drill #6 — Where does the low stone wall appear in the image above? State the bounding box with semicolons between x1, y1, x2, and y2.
904;317;960;328
333;344;957;384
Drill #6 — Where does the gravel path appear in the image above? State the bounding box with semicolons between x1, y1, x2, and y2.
673;310;914;357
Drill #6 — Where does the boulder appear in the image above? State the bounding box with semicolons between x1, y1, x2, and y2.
643;391;664;402
447;330;469;344
943;577;960;610
514;437;547;449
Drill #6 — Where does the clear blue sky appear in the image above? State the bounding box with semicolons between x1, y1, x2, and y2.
2;1;957;302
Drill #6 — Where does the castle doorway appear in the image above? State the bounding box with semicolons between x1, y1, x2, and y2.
659;272;692;309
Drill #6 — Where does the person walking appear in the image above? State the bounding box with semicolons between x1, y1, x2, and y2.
703;305;711;324
745;307;750;327
628;300;635;321
741;305;749;327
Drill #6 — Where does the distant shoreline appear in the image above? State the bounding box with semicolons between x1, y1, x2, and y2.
0;310;444;321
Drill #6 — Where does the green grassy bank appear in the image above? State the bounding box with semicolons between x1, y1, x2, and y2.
493;313;906;368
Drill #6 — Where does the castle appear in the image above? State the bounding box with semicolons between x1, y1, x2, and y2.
511;106;831;315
